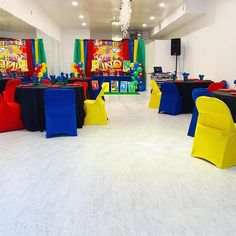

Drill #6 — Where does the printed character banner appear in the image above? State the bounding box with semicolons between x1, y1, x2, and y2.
0;40;28;72
93;40;123;71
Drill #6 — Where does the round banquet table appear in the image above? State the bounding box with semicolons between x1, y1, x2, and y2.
212;91;236;122
68;78;92;99
15;84;85;132
0;78;11;94
171;80;213;113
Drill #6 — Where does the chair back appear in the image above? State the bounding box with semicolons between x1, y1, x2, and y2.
150;80;161;94
161;82;179;95
0;93;5;106
207;82;224;92
4;79;22;102
44;89;77;137
42;79;51;84
96;84;107;101
196;96;235;131
73;82;88;99
192;88;212;103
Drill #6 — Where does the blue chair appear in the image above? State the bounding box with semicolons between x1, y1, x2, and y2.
44;89;77;138
187;88;212;137
159;82;184;115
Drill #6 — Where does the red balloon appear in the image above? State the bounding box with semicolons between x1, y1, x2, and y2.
78;68;83;74
139;72;143;77
74;64;79;69
38;64;43;69
139;63;142;67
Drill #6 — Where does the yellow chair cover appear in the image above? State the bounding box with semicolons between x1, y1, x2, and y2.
84;84;108;125
148;80;162;109
192;96;236;168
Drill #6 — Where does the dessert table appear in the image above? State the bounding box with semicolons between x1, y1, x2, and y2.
15;84;85;131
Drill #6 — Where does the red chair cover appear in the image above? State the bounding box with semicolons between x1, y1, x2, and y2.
42;79;51;84
3;79;22;103
208;82;225;92
0;94;24;132
73;82;88;99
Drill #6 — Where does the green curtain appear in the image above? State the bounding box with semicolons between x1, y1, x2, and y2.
74;39;81;64
137;39;146;89
38;39;47;63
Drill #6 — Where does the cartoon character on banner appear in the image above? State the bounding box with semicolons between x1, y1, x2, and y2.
34;63;47;80
72;62;83;77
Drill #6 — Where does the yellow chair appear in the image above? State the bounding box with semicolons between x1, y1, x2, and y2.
148;80;162;109
84;84;108;125
192;96;236;168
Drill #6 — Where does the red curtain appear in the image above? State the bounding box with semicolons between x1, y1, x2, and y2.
25;39;34;77
86;39;94;77
123;39;130;61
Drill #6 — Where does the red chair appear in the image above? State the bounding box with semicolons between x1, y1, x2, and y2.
3;79;22;103
42;79;51;84
73;82;88;99
208;82;225;92
0;94;24;132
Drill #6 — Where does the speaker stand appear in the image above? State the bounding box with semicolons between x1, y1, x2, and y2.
174;54;178;77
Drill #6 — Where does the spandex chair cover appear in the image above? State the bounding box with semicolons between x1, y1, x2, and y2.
3;79;22;102
192;96;236;168
42;79;51;84
148;80;162;109
0;94;24;132
159;82;184;115
207;82;224;92
44;89;78;138
187;88;212;137
84;84;108;125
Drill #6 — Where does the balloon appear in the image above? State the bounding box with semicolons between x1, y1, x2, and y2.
75;64;79;69
78;68;83;74
134;81;138;86
134;62;139;69
38;72;43;78
38;64;43;69
130;63;134;68
139;72;143;77
133;71;138;77
78;62;83;68
137;67;143;73
139;63;142;67
131;76;136;81
42;68;47;73
137;76;141;82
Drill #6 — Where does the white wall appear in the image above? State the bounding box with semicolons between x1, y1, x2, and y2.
163;0;236;88
0;0;61;41
60;29;90;73
0;30;36;39
36;29;60;75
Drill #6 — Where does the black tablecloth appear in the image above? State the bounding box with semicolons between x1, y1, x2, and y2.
15;85;85;131
68;78;92;99
0;79;11;93
212;91;236;122
174;81;212;113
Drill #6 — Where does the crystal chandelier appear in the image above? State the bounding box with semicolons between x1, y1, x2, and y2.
119;0;132;37
111;19;122;41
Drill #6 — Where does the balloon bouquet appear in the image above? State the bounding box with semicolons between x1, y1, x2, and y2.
34;63;47;79
71;62;84;77
130;62;144;91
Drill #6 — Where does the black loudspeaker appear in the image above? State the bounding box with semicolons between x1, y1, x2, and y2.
171;38;181;56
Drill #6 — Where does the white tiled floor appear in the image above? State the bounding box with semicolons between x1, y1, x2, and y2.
1;92;236;236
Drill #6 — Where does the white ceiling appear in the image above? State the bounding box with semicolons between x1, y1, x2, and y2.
34;0;184;33
0;8;35;33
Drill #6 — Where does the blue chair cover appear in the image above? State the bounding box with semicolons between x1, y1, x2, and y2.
44;89;77;138
221;80;228;89
187;88;212;137
159;82;184;115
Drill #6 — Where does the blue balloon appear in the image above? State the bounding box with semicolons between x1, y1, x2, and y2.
78;62;83;68
134;62;139;69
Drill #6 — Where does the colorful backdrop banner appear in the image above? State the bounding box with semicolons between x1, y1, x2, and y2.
73;39;146;88
0;39;28;72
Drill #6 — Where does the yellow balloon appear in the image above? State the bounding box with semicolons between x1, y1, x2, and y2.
130;63;134;68
38;72;43;78
42;68;46;73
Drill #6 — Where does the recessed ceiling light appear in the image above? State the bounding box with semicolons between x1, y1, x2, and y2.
72;1;78;6
159;3;165;7
142;24;147;27
78;15;84;19
82;22;87;26
149;16;155;20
